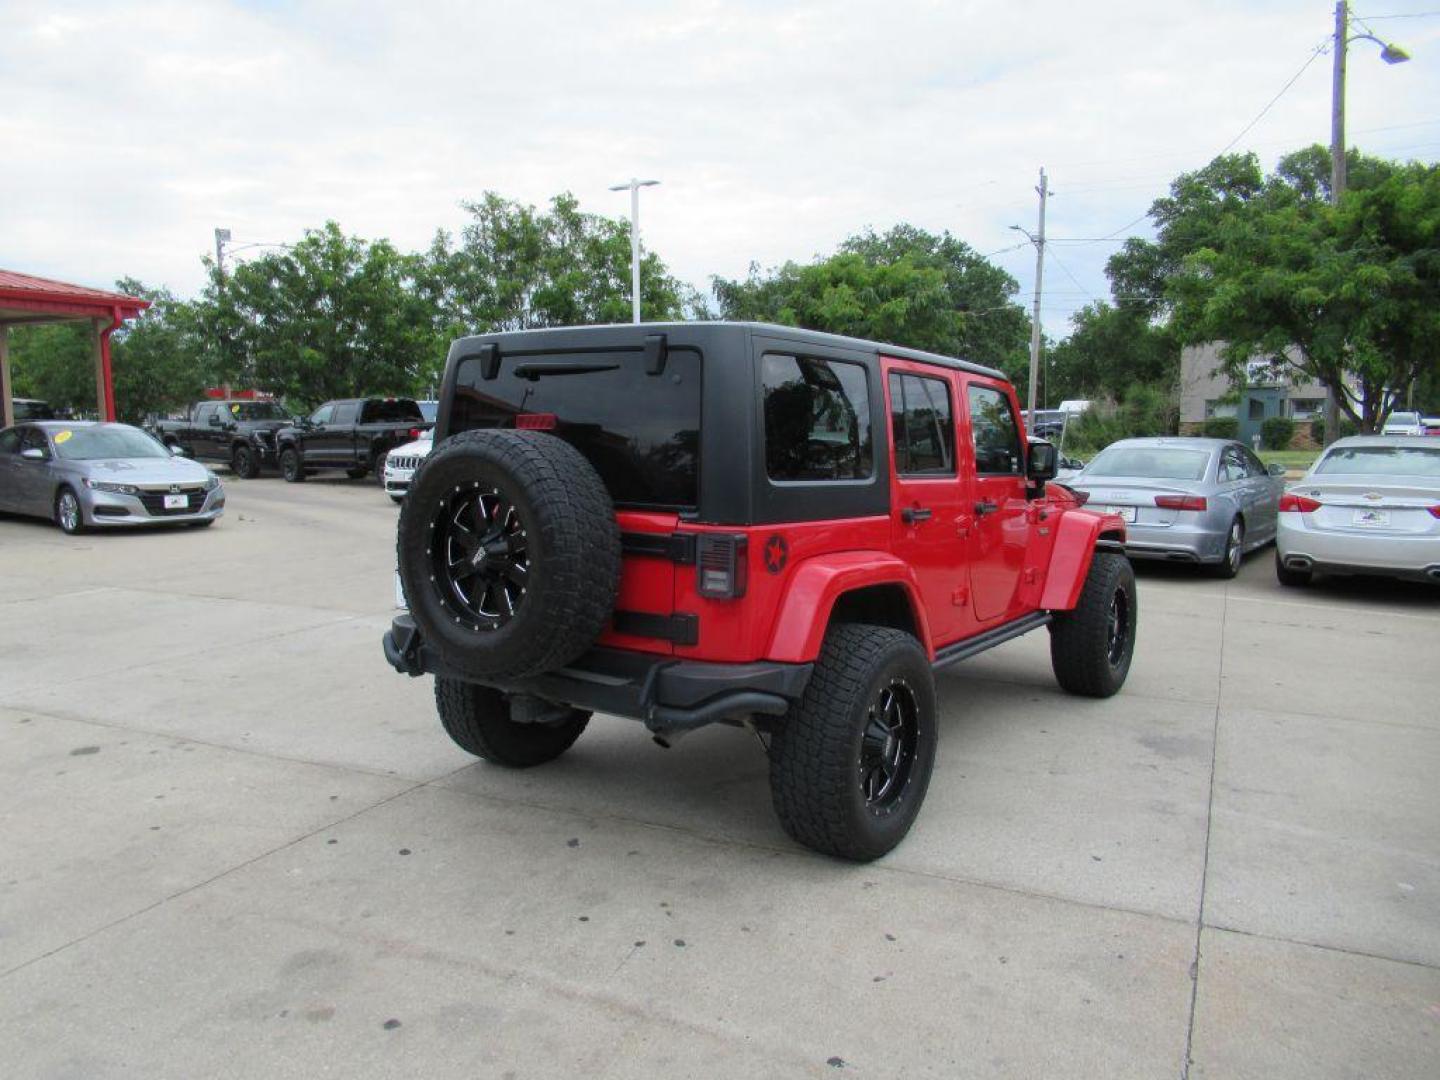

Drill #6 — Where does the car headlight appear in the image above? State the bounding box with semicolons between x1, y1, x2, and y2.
204;475;221;491
84;479;140;495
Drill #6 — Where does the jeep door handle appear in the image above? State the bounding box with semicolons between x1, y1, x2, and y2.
974;500;999;516
901;506;933;524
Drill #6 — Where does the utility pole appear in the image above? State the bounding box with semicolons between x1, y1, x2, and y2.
214;227;231;284
1012;168;1050;420
1324;2;1347;446
608;178;660;323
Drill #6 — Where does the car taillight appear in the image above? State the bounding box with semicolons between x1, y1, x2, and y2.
1154;495;1207;511
516;413;558;431
1427;505;1440;519
1279;494;1322;513
696;534;748;599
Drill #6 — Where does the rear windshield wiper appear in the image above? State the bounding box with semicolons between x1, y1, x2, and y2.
512;361;621;381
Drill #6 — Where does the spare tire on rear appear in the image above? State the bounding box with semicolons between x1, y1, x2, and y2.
397;429;621;680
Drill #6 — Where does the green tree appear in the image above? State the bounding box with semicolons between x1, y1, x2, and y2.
1045;302;1179;403
208;222;441;407
418;192;694;350
712;224;1031;384
109;279;213;422
7;322;93;415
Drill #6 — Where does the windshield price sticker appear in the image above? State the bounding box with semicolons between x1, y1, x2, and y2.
54;430;73;444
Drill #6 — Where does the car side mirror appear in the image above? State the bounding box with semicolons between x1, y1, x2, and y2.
1027;440;1059;483
170;444;189;457
21;447;47;461
1267;463;1287;477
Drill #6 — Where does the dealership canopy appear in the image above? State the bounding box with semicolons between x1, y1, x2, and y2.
0;270;150;427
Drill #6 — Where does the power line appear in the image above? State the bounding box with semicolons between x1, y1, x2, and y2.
1215;38;1331;157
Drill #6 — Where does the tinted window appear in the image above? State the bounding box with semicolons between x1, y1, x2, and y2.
311;405;335;425
451;349;702;510
967;385;1022;475
229;402;288;421
1316;445;1440;477
764;354;873;482
361;399;422;423
890;373;955;475
332;402;359;425
14;400;55;421
1086;446;1211;481
1242;447;1267;478
0;429;19;454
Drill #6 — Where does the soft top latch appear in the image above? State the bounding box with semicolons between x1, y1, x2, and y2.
644;333;668;376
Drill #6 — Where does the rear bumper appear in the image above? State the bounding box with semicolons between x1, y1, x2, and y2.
382;615;812;733
1277;518;1440;581
1122;520;1228;564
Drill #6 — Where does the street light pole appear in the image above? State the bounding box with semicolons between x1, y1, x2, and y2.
1011;167;1051;421
609;178;660;323
1323;1;1409;443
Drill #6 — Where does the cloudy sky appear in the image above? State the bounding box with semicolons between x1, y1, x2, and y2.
4;0;1438;338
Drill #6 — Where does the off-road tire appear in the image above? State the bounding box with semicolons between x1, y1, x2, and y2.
435;677;589;767
231;444;260;479
1049;551;1137;698
398;429;621;681
1275;551;1312;587
55;486;86;535
768;624;937;862
280;448;305;483
389;494;404;505
1208;517;1244;579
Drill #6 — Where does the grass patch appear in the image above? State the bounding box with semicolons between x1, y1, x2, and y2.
1259;449;1319;470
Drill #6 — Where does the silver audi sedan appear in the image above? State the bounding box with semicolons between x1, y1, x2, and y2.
1275;436;1440;586
1066;437;1287;578
0;421;224;535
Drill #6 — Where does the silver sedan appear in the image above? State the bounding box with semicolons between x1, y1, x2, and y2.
0;421;224;535
1276;436;1440;586
1066;437;1287;578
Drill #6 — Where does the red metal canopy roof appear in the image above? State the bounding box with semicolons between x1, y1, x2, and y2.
0;269;149;321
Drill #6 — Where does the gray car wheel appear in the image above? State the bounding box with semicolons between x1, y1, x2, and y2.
55;487;85;535
1209;518;1244;579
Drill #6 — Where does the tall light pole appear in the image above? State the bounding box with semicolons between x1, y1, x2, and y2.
1323;1;1409;443
609;178;660;323
1011;167;1051;421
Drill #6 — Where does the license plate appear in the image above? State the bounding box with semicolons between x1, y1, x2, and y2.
1352;509;1389;528
164;493;188;510
1095;505;1137;522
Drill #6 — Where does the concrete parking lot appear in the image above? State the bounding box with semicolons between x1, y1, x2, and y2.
2;479;1438;1079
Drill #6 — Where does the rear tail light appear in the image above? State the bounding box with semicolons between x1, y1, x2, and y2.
1279;493;1322;513
516;413;558;431
1154;495;1207;512
1427;505;1440;519
1065;487;1089;505
696;534;748;599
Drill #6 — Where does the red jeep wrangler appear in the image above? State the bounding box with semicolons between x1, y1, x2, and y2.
384;323;1134;860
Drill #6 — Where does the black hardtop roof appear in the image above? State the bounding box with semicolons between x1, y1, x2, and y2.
451;321;1007;382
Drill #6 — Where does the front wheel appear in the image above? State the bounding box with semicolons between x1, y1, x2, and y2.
231;444;260;479
434;678;589;767
1049;551;1137;698
280;448;305;483
768;624;937;862
55;487;86;535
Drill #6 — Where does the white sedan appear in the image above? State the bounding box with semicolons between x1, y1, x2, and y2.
382;435;432;504
1276;436;1440;586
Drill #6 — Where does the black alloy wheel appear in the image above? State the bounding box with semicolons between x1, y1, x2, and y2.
1105;588;1130;667
232;445;257;479
280;448;305;483
429;482;530;630
859;678;920;812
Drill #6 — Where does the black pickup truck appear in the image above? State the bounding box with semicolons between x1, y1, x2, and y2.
150;400;293;478
274;398;429;483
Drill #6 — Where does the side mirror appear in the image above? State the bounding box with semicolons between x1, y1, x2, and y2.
170;444;190;457
1268;463;1287;477
21;447;47;461
1027;440;1059;483
1061;457;1085;471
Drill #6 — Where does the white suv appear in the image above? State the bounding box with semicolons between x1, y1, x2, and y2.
382;435;432;503
1383;411;1424;436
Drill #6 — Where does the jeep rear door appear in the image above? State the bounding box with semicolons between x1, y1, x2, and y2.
961;379;1029;622
882;360;972;645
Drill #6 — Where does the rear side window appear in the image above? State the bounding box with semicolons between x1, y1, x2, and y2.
763;354;873;482
451;349;702;510
889;373;955;475
362;399;422;423
966;384;1022;475
332;402;359;425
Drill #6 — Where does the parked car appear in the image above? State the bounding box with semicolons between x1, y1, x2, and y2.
0;421;223;534
1065;437;1286;578
149;400;293;478
1420;417;1440;437
1275;436;1440;586
1382;411;1424;436
275;398;429;483
382;322;1135;862
382;433;432;503
11;398;56;421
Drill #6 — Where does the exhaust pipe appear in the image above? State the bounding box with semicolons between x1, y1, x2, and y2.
1425;566;1440;582
1285;556;1314;572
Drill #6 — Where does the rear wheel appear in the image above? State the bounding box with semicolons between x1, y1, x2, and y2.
55;487;86;535
1049;552;1137;698
434;677;589;767
1275;550;1312;587
346;466;369;480
231;444;260;479
280;448;305;483
1209;518;1244;579
768;624;937;862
